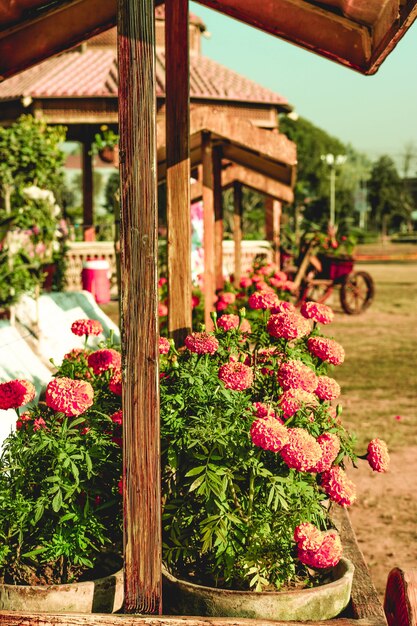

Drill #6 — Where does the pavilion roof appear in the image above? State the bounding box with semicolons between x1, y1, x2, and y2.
0;41;290;109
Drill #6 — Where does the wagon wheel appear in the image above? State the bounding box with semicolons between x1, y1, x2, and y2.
384;567;417;625
298;280;333;306
340;271;374;314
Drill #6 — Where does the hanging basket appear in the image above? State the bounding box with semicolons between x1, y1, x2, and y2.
98;145;119;165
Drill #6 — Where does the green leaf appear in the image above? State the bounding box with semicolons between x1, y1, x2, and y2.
189;475;205;492
185;466;205;477
52;489;63;512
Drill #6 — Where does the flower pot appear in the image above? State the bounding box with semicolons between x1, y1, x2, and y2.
163;558;354;621
98;145;119;166
0;568;123;614
318;255;354;281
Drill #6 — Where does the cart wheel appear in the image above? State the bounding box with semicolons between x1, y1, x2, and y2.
384;567;417;625
299;282;333;306
340;271;374;314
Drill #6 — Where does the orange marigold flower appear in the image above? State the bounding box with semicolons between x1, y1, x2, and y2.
185;332;219;355
250;416;289;452
45;377;94;417
159;337;171;355
218;362;253;391
88;349;121;374
71;319;103;337
0;379;36;410
367;438;390;473
300;302;334;325
280;428;322;472
294;522;324;552
298;530;342;568
321;466;356;507
279;388;318;419
308;337;345;365
311;433;341;473
248;291;280;310
109;369;122;396
267;312;310;340
315;375;341;401
278;360;317;393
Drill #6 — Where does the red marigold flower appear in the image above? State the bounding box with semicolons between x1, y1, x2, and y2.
0;379;36;410
118;479;123;495
315;375;341;401
248;291;280;310
217;314;252;334
311;433;341;473
280;428;323;472
294;522;324;552
159;337;171;355
112;436;123;447
216;300;227;311
158;302;168;317
300;302;334;325
191;295;200;308
88;349;121;374
273;271;288;282
255;280;273;292
253;402;277;420
267;312;310;340
218;362;253;391
250;416;289;452
110;410;123;426
16;412;32;430
109;369;122;396
298;530;342;568
240;276;253;288
33;417;47;432
308;337;345;366
185;332;219;355
367;438;390;473
270;300;296;314
321;466;356;506
45;377;94;417
278;360;317;393
71;318;103;337
279;389;318;419
158;277;167;287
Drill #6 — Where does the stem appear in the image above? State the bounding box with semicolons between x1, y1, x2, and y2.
229;478;248;522
248;469;255;518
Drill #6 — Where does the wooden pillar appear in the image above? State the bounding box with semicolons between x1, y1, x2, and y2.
265;197;282;268
118;0;161;615
82;139;95;241
165;0;191;345
213;146;223;291
233;181;243;288
202;132;216;328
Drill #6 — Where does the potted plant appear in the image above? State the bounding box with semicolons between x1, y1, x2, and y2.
0;320;123;613
160;300;389;621
91;126;119;164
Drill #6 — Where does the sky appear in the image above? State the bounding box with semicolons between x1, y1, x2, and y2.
190;2;417;174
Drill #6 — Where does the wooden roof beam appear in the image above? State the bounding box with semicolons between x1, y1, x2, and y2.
222;164;294;204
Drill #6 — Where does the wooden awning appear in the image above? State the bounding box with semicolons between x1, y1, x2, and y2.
1;0;416;79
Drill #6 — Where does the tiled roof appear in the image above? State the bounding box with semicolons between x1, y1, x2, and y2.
0;48;289;108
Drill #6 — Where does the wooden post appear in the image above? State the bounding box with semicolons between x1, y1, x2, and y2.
213;146;224;291
165;0;191;345
82;139;95;242
118;0;161;615
265;197;282;268
202;132;216;328
233;181;243;288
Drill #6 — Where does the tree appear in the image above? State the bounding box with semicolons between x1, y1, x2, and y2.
367;155;408;236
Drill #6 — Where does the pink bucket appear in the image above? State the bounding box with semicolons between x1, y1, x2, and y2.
81;259;111;304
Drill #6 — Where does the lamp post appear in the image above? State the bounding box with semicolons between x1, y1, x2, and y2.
321;153;346;226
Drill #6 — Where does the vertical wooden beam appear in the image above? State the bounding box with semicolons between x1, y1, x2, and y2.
165;0;191;345
202;132;215;328
213;146;224;291
118;0;161;615
233;181;243;288
265;197;282;268
82;139;95;241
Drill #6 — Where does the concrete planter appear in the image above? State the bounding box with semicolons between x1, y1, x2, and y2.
0;568;123;614
163;558;354;621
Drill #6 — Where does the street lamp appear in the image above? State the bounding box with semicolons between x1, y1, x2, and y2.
321;153;346;226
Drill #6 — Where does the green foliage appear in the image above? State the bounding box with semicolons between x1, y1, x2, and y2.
367;155;412;235
91;126;119;156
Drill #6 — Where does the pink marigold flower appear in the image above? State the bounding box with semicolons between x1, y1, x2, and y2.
273;271;288;282
63;348;89;363
158;302;168;317
294;522;324;552
283;280;297;293
216;300;228;311
158;277;167;287
159;337;171;355
321;466;356;507
259;264;275;276
311;433;341;473
367;438;390;473
280;428;323;472
33;417;47;432
250;416;289;452
218;292;236;305
240;276;253;288
110;409;123;426
255;280;272;292
315;375;341;401
298;530;343;569
0;379;36;410
269;277;285;289
88;349;121;374
271;300;296;314
301;302;334;325
71;318;103;337
279;389;319;419
218;362;253;391
248;291;280;310
308;337;345;366
45;377;94;417
109;369;122;396
267;312;310;341
185;332;219;355
217;314;251;334
278;360;317;393
253;402;275;419
252;274;263;283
